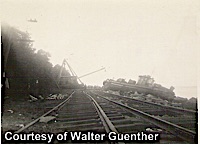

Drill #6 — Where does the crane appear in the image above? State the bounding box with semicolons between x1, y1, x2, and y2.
58;59;105;89
58;59;83;85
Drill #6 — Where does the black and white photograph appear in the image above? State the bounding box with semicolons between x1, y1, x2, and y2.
1;0;199;143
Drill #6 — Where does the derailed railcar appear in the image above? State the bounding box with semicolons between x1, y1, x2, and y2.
103;76;175;102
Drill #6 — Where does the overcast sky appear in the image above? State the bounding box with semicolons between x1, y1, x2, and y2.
1;0;200;98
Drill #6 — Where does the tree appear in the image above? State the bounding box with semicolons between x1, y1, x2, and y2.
2;23;71;99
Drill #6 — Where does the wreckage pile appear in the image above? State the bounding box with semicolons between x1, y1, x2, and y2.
106;90;197;110
103;76;197;110
29;93;68;102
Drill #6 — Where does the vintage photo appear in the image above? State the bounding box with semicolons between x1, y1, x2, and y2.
1;0;198;143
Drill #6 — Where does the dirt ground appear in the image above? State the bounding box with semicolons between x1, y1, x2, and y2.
1;96;63;133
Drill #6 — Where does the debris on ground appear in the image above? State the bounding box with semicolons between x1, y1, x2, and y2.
146;128;154;132
7;109;14;113
2;96;63;133
29;95;38;102
46;94;67;100
15;124;24;128
38;95;44;100
57;94;64;99
146;127;163;132
39;116;56;123
46;94;57;99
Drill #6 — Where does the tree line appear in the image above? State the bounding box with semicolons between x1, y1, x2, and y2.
2;23;70;100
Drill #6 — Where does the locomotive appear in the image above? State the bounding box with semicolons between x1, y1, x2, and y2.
103;75;175;101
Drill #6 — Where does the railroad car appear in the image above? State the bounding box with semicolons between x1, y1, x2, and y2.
103;75;175;101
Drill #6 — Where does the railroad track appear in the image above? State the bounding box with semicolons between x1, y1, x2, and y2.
91;90;197;132
5;90;196;143
86;91;196;143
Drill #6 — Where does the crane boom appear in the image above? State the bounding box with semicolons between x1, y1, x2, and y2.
79;67;105;79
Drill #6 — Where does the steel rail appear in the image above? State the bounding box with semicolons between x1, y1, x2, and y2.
84;91;118;133
101;91;197;115
15;91;75;133
84;92;125;144
93;93;196;143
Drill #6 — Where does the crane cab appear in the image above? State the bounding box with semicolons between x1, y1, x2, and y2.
59;76;84;89
137;75;154;86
